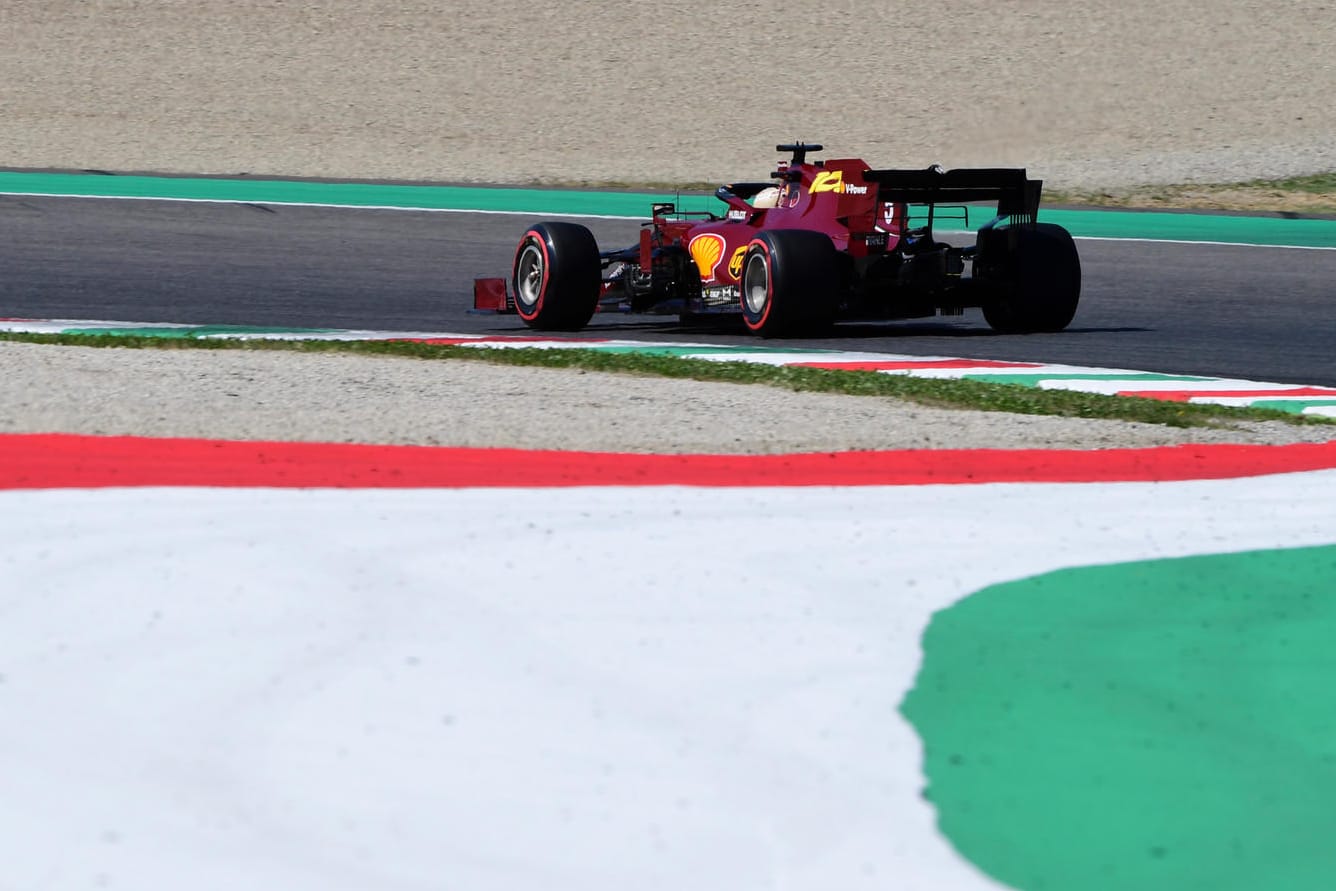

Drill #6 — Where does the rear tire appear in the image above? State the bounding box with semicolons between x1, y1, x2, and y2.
512;222;601;331
739;230;838;337
980;223;1081;333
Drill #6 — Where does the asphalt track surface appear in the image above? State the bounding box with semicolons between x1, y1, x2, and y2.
3;194;1333;386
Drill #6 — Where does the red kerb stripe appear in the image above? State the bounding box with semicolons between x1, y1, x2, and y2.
2;434;1334;489
1119;387;1336;402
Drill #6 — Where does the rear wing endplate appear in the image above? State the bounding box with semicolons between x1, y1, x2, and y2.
862;167;1042;225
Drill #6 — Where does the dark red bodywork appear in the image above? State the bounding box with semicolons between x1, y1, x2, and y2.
477;144;1057;329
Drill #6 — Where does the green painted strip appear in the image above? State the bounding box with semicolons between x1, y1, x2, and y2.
0;171;713;219
1248;399;1336;414
1;170;1333;247
963;372;1213;386
922;202;1336;247
902;544;1336;891
584;345;836;357
1037;206;1336;247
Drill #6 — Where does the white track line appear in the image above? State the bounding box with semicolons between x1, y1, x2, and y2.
1;189;1333;249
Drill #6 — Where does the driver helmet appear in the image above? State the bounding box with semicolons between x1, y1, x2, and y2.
752;186;782;209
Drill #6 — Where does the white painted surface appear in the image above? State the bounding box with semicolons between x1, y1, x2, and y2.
3;474;1335;890
874;365;1157;379
1036;378;1301;394
1189;396;1336;406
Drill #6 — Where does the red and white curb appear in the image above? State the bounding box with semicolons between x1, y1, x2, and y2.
5;317;1335;418
2;433;1334;891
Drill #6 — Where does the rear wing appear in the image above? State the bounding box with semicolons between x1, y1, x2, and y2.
862;167;1042;226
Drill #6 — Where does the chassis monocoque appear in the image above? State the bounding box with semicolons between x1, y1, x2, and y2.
474;143;1081;336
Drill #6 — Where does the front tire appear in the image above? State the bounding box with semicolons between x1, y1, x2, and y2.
512;222;601;331
980;223;1081;333
739;230;838;336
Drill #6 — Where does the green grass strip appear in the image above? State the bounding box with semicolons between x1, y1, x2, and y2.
1250;171;1336;193
58;324;339;338
4;331;1331;431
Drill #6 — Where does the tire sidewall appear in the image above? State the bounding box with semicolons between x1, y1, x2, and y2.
509;221;601;330
513;231;551;323
980;223;1081;333
740;238;775;332
739;230;836;336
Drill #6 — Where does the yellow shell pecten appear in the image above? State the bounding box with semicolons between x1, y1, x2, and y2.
688;234;725;279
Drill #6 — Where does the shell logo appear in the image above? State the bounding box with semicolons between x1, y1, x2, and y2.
688;233;727;280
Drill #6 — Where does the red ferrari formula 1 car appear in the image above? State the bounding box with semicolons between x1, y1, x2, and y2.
474;143;1080;336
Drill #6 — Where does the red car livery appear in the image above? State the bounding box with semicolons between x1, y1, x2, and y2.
475;143;1080;336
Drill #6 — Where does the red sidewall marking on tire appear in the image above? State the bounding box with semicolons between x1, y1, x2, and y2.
741;239;773;332
3;434;1335;490
513;232;551;322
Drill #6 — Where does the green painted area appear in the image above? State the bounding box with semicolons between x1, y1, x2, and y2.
60;325;336;338
901;544;1336;891
585;345;835;357
1;170;1334;247
962;372;1213;386
1248;399;1336;414
0;171;715;219
1037;206;1336;248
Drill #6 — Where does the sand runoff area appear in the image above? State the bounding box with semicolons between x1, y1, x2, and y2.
4;1;1335;189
